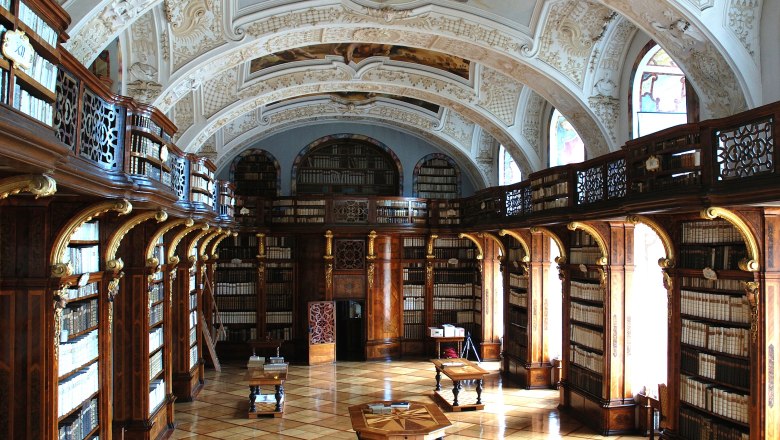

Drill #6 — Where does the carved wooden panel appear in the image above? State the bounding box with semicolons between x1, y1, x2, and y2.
333;200;368;224
716;117;774;180
333;274;365;299
308;301;335;345
335;239;365;270
54;69;79;150
79;89;125;171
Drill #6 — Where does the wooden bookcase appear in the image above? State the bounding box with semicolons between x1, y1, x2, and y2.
375;198;428;225
214;232;258;358
231;149;279;197
295;141;399;196
625;126;701;194
217;180;235;220
269;198;326;224
126;113;175;187
413;156;460;199
502;231;531;385
260;234;296;342
671;215;753;439
530;167;571;211
430;200;461;226
0;0;67;125
189;156;216;209
401;235;427;356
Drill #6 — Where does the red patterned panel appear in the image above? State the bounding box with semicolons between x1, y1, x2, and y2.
308;301;335;345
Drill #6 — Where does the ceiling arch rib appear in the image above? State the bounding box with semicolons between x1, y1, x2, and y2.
177;60;540;172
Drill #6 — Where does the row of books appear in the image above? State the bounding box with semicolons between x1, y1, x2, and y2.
149;303;163;327
266;311;292;324
267;326;293;341
58;362;98;417
270;213;325;223
681;220;742;244
218;247;256;259
191;175;214;192
681;347;749;390
189;292;197;311
567;364;603;398
403;322;426;339
417;191;458;199
0;68;7;105
403;284;425;297
508;307;528;327
570;324;604;352
272;199;325;206
435;217;461;225
530;172;568;187
402;267;425;282
13;83;53;124
297;169;394;185
189;345;198;369
532;197;569;211
570;344;604;374
681;276;744;291
569;247;603;265
265;284;293;298
403;237;426;247
152;243;165;265
570;280;605;302
265;266;293;281
149;379;166;416
189;326;197;346
128;157;165;181
416;183;457;192
188;310;197;328
508;291;527;308
216;326;256;341
130;114;163;135
570;302;604;326
149;327;164;354
403;310;424;324
191;161;213;177
149;282;164;305
215;281;255;295
220;311;256;324
679;245;747;271
680;375;749;423
508;273;528;289
678;407;749;440
229;234;259;247
234;171;276;181
432;283;476;296
149;350;163;380
419;164;456;176
130;134;163;160
59;330;98;378
265;246;292;259
265;293;292;311
18;1;58;46
404;297;424;311
681;289;750;323
433;269;479;283
64;244;99;274
681;319;749;357
531;182;568;199
215;269;255;283
64;282;99;301
61;299;98;337
19;49;57;92
417;174;457;184
191;191;214;207
58;397;98;440
432;310;480;325
377;215;415;224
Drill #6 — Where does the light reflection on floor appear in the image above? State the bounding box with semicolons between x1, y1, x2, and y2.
171;360;646;439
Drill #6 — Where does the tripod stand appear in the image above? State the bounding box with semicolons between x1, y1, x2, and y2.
460;332;481;363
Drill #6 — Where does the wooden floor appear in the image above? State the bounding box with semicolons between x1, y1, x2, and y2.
171;360;646;439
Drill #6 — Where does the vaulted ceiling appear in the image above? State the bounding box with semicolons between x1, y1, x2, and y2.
58;0;771;189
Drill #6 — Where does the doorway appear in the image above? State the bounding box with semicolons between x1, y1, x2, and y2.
336;300;365;361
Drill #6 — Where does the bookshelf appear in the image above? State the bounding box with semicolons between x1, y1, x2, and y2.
0;0;65;125
261;234;295;342
530;168;571;211
375;198;428;225
57;220;101;440
127;113;174;187
217;180;235;220
625;127;701;194
430;236;482;348
502;232;530;386
413;155;461;199
401;236;427;356
295;140;399;196
214;233;258;354
231;149;279;197
673;215;753;440
269;198;326;224
189;156;216;208
430;200;461;226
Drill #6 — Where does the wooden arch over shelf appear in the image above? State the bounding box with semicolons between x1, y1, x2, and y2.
50;199;133;278
626;215;675;269
198;228;223;260
168;223;210;266
105;210;168;272
188;227;220;263
701;207;760;272
479;232;506;261
457;233;484;260
567;222;608;266
145;218;195;268
0;174;56;200
209;230;236;259
498;229;530;262
529;226;567;264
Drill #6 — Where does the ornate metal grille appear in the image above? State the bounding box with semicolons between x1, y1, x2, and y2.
716;118;774;180
607;158;626;199
171;155;188;200
308;302;335;345
505;188;523;216
79;89;125;170
576;165;604;205
54;69;79;150
335;239;365;270
333;200;368;223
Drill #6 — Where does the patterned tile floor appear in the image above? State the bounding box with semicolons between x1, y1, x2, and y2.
172;360;646;439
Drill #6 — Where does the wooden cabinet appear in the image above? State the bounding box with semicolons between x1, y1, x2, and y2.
401;236;427;356
260;234;296;342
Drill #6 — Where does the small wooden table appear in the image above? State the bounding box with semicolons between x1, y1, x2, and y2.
429;335;464;359
245;366;287;418
429;358;488;412
348;401;451;440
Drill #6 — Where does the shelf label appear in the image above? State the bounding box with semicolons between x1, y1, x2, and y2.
2;30;34;70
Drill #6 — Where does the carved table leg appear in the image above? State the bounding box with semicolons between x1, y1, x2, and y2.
249;385;257;413
452;380;460;407
275;384;283;412
435;368;441;391
476;378;483;405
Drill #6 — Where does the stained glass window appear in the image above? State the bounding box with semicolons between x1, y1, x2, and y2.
549;109;585;167
632;45;687;138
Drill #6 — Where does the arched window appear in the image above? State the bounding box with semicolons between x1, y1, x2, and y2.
549;109;585;167
498;145;522;185
632;44;687;138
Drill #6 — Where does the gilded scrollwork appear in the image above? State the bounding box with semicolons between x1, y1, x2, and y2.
743;280;760;342
0;174;57;200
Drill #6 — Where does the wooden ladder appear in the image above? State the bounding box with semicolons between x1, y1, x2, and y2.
200;272;226;371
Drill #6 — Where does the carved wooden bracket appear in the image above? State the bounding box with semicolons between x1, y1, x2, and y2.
0;174;56;199
145;218;194;268
567;222;608;266
701;207;760;272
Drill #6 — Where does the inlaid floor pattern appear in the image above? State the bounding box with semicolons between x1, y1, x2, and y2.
172;360;646;439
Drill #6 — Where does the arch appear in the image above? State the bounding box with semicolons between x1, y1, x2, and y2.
498;229;531;263
210;231;237;259
479;232;507;261
167;223;209;266
457;233;484;261
567;222;608;266
187;227;217;265
291;133;404;195
700;207;760;272
412;153;462;199
530;226;567;264
199;229;223;260
626;215;674;268
145;218;195;268
228;148;282;197
105;210;168;272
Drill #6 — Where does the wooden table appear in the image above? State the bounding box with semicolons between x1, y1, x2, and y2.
245;366;287;418
348;401;451;440
429;358;488;412
429;335;464;359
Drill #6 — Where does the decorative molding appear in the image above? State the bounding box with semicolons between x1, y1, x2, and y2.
529;226;567;264
478;232;506;261
105;210;168;273
700;207;759;271
743;280;760;342
727;0;761;60
0;174;57;200
187;227;215;265
210;230;236;259
567;221;608;265
51;200;133;279
498;229;531;262
145;217;194;267
198;228;222;260
166;221;207;266
457;232;484;260
626;215;674;268
256;233;266;259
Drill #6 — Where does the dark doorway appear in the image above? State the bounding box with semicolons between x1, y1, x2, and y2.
336;300;365;361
